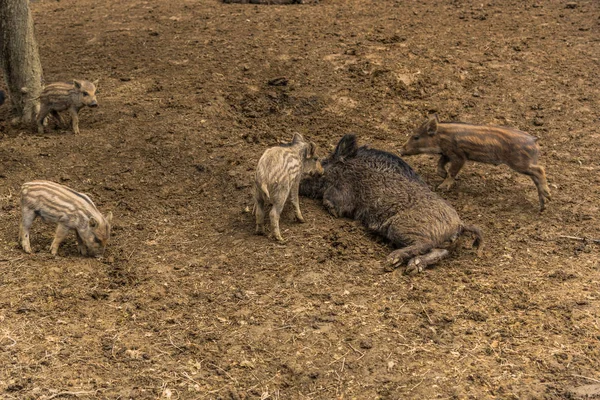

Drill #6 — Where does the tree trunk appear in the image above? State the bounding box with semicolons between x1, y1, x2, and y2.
0;0;43;125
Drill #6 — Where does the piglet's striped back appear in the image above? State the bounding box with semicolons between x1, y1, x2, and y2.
256;147;302;194
21;180;103;222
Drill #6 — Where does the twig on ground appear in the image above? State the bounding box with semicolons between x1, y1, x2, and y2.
346;342;365;361
43;390;98;399
559;235;600;244
168;333;184;352
572;374;600;383
420;301;433;325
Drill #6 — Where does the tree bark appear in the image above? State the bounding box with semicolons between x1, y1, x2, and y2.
0;0;43;125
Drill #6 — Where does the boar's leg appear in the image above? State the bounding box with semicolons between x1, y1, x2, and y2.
405;249;450;274
438;156;465;191
386;239;436;269
69;107;80;135
437;155;450;178
290;179;305;223
19;207;37;253
50;224;71;256
520;165;551;211
322;185;354;218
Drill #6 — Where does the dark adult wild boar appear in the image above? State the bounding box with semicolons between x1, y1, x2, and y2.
400;115;551;211
300;134;482;273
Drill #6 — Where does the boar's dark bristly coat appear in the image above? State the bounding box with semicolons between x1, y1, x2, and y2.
300;134;482;273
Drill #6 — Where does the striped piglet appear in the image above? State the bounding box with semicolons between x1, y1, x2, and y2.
36;80;98;135
254;133;324;242
19;180;112;257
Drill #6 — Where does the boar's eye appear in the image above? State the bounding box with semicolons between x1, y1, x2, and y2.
412;135;420;140
82;91;89;97
93;236;103;245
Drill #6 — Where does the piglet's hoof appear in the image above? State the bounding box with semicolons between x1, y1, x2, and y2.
437;181;454;191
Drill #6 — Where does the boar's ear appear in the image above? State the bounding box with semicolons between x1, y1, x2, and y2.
425;115;439;136
306;142;317;159
89;217;99;228
332;134;358;161
291;132;304;144
73;80;82;89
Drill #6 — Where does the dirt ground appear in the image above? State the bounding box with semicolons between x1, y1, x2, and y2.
0;0;599;398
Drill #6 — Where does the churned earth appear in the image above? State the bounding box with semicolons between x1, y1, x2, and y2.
0;0;599;398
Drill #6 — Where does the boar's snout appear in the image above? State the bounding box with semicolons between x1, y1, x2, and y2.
89;100;99;108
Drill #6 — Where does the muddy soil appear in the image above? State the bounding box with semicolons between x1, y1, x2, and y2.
1;0;599;399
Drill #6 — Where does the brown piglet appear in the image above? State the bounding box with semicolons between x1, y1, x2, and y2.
400;115;551;211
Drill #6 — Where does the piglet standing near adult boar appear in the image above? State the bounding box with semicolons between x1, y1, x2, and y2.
254;133;324;242
20;180;112;257
400;115;551;211
300;134;483;274
36;79;99;135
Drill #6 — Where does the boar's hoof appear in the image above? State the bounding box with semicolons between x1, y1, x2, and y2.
385;249;409;270
405;257;425;275
405;249;450;274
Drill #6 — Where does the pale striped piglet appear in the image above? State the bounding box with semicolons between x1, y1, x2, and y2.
36;80;98;135
19;180;112;257
254;133;324;242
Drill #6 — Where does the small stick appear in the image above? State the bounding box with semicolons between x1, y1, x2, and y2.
44;390;98;399
572;374;600;383
559;235;600;245
420;301;433;325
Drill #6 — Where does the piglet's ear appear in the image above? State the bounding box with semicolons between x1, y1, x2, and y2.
425;115;439;136
306;142;317;159
73;80;82;89
92;79;99;87
106;212;113;224
291;132;304;144
89;217;98;228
